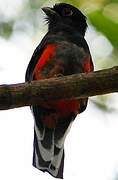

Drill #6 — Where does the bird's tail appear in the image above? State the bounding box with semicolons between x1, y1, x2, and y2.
32;106;73;179
33;126;64;179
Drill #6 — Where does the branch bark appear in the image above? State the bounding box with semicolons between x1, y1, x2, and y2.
0;66;118;110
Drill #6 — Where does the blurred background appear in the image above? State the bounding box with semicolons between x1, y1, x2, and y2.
0;0;118;179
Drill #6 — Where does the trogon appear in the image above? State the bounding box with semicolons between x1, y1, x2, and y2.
25;3;94;179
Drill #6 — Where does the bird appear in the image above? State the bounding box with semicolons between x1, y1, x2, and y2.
25;3;94;179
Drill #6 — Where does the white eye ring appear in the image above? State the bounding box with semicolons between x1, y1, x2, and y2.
62;8;73;16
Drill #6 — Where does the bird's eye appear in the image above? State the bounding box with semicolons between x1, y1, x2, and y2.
62;8;73;16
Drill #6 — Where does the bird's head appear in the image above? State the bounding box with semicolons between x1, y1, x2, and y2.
42;3;87;36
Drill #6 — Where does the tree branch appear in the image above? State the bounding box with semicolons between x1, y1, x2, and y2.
0;66;118;110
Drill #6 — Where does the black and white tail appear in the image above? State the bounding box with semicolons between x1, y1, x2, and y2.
32;106;73;179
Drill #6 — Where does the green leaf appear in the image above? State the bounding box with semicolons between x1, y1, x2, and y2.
88;9;118;48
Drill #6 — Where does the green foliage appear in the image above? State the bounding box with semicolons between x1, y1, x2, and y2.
88;9;118;48
0;22;13;39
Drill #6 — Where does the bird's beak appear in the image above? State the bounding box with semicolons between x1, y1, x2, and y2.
42;7;57;17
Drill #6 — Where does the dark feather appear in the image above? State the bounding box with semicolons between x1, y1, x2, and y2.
25;3;94;179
